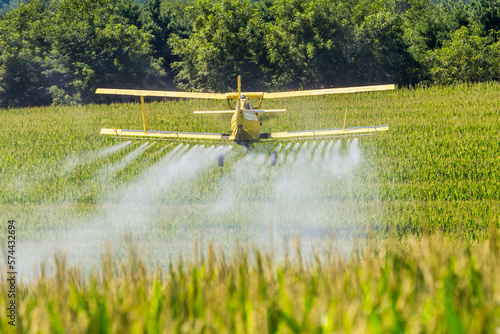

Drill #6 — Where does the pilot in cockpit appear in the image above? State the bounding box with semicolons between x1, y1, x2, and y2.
240;95;252;110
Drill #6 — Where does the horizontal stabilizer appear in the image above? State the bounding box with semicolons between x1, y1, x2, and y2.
193;110;235;114
101;128;232;140
245;109;286;113
193;109;286;114
259;125;389;139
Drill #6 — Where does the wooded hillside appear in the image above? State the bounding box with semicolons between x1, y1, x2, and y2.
1;0;499;107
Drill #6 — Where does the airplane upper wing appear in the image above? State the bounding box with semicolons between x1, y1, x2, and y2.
96;84;394;101
95;88;228;100
260;84;395;99
259;125;389;139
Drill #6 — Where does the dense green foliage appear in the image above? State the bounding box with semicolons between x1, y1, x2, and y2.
0;0;192;107
2;0;500;107
0;0;23;14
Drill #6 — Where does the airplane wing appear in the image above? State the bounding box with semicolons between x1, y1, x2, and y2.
97;88;235;140
95;88;228;100
101;128;232;140
261;84;395;99
259;125;389;139
96;84;395;100
96;88;270;100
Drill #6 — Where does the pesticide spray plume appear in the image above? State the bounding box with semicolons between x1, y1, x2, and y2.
63;140;132;173
97;142;152;180
17;137;379;278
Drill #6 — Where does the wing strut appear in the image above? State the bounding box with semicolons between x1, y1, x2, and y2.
141;96;147;133
343;93;350;130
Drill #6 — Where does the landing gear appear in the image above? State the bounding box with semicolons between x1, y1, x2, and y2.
218;154;224;167
270;151;277;166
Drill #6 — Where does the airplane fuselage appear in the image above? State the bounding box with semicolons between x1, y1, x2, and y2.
230;97;260;145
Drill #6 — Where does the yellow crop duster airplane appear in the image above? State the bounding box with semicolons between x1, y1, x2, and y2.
96;76;394;165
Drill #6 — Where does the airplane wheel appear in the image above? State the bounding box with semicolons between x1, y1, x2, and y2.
218;154;224;167
270;151;277;166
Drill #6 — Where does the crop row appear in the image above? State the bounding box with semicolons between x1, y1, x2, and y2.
0;231;498;333
0;83;499;239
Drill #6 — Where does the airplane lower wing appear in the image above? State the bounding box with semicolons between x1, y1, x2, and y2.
259;125;389;139
101;128;231;140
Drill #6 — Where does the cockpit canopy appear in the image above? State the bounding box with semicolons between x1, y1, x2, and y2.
240;94;252;110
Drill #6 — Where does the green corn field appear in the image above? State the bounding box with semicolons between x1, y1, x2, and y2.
0;82;499;332
0;232;499;333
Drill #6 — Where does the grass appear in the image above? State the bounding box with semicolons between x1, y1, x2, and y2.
0;82;499;332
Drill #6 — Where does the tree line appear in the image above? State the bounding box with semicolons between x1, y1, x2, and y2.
1;0;500;108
